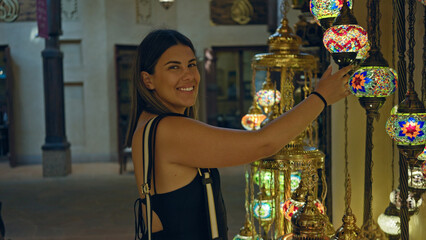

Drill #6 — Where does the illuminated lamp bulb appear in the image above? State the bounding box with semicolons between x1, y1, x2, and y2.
241;103;267;130
310;0;353;29
386;106;426;146
377;203;400;238
389;188;423;211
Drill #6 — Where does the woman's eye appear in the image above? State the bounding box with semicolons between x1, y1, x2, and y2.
169;65;179;70
188;63;197;68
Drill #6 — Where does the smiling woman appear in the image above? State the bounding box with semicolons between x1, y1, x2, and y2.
125;29;352;240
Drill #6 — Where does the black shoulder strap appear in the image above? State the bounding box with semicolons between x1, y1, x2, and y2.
136;113;186;240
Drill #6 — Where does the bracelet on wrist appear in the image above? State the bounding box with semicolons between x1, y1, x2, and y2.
310;91;327;111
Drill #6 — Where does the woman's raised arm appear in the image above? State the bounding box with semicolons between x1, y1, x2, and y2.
154;65;352;169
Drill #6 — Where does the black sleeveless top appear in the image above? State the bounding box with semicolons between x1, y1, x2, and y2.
135;114;228;240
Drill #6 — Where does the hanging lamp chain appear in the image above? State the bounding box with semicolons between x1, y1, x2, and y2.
280;0;290;19
344;97;349;209
407;0;416;92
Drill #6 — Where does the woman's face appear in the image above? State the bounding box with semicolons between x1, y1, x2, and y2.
143;44;200;114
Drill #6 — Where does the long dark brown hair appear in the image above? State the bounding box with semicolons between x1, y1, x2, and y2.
125;29;197;147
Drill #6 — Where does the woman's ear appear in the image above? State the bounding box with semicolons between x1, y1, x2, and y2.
141;71;155;90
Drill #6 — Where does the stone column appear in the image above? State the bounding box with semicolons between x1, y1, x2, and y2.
41;0;71;177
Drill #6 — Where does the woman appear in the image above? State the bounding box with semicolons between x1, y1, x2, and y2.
126;29;352;239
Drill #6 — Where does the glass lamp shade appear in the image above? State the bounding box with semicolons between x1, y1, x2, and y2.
158;0;174;9
256;89;281;108
282;198;324;221
355;40;370;63
310;0;353;25
386;107;426;145
408;166;426;190
418;146;426;161
241;104;267;130
253;198;275;221
377;213;400;236
290;172;302;192
389;189;423;211
323;25;368;53
349;66;397;97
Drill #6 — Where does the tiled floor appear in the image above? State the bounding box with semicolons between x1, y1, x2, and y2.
0;161;246;240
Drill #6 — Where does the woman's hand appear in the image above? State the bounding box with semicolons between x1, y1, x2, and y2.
314;65;353;106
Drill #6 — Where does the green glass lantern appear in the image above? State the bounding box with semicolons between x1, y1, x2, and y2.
349;67;397;97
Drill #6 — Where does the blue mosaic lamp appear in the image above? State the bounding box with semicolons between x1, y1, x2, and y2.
386;106;426;146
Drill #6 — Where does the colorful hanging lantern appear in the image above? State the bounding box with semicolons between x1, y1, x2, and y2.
310;0;353;29
349;67;397;97
408;166;426;190
255;73;281;114
389;188;423;211
282;198;325;221
386;106;426;145
323;25;369;54
418;146;426;161
377;203;400;237
256;89;281;110
241;103;267;130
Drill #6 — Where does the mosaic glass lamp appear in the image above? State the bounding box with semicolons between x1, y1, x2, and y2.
418;146;426;161
349;66;397;97
389;188;423;212
256;72;281;114
253;186;275;238
310;0;353;29
386;106;426;146
322;0;368;68
241;102;267;130
377;203;400;239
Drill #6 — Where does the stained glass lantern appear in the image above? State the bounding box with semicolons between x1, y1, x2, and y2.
349;67;397;97
256;74;281;114
241;103;267;130
355;40;370;64
377;203;400;237
389;188;423;211
310;0;353;29
386;106;426;145
408;166;426;190
418;146;426;161
282;198;325;221
323;25;368;67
